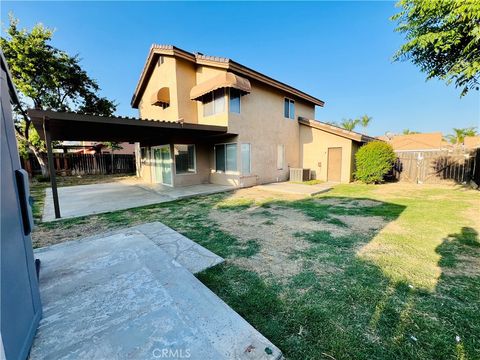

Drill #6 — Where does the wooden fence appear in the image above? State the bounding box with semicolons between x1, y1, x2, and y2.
392;149;480;185
21;153;136;177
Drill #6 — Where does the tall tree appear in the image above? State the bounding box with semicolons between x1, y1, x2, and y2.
392;0;480;96
359;114;372;129
1;15;116;175
340;118;360;131
445;127;478;144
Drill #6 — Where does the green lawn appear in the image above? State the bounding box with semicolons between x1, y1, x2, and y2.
31;182;480;359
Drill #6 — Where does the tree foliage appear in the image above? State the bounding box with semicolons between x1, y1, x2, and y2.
339;115;372;131
392;0;480;96
355;141;397;184
359;114;372;129
340;118;360;131
444;127;478;144
402;129;419;135
0;15;116;173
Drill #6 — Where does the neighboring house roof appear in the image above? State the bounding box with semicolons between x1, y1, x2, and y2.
464;135;480;149
298;117;375;143
131;44;325;108
381;132;444;151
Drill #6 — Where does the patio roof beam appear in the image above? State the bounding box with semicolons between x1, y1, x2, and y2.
43;118;61;219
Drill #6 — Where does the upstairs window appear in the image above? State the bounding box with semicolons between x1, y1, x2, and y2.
203;89;225;117
174;144;196;174
229;88;241;113
284;98;295;119
157;56;164;66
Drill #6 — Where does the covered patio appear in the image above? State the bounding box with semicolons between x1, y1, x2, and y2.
29;109;236;219
41;181;234;222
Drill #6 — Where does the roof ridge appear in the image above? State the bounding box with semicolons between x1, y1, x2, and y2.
298;118;375;142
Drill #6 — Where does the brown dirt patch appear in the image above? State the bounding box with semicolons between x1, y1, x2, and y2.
331;214;387;234
316;198;382;208
209;206;349;279
221;187;306;204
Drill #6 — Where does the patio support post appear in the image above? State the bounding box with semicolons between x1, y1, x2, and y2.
43;118;61;218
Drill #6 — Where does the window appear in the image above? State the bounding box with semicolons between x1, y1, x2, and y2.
203;89;225;116
157;56;164;66
277;144;285;170
284;98;295;119
215;143;237;172
241;144;251;174
229;88;241;113
174;144;196;174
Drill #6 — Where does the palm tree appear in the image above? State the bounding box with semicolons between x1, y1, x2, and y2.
340;118;359;131
445;127;478;144
359;114;372;129
402;129;419;135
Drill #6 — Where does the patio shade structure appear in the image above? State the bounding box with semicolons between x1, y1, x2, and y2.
28;109;231;219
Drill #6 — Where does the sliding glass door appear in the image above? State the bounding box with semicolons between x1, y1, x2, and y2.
152;145;173;186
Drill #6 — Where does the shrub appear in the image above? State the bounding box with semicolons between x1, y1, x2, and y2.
355;141;396;184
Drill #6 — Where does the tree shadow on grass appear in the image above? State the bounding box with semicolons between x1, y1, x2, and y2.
197;196;480;360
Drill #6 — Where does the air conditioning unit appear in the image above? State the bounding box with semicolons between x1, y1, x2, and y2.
289;168;311;182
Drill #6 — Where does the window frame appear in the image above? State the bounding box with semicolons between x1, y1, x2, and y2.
241;143;251;175
214;142;238;173
229;88;241;114
174;144;197;175
203;88;226;117
284;98;295;119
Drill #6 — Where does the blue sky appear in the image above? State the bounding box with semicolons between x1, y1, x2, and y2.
2;1;479;136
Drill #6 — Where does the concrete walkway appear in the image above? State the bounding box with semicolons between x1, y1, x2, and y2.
31;223;281;359
42;182;235;222
257;181;333;196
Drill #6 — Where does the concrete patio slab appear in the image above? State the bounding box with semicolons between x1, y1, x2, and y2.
42;182;235;222
256;181;333;196
31;228;282;359
119;222;224;274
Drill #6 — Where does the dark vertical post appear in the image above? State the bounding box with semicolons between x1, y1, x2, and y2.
43;118;61;218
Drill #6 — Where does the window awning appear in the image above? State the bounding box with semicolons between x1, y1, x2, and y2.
190;72;251;100
151;87;170;106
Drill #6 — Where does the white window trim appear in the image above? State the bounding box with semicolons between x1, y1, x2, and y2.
214;142;239;174
174;144;197;175
284;97;295;119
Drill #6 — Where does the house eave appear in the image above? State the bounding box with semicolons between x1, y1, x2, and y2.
131;44;325;109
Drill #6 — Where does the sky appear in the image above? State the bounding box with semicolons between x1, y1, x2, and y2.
2;1;479;137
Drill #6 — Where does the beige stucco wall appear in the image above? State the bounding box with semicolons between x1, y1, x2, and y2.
172;143;210;186
225;79;315;185
136;61;319;186
138;56;181;121
299;124;356;183
175;58;198;122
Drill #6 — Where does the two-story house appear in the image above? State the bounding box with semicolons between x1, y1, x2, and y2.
131;45;372;187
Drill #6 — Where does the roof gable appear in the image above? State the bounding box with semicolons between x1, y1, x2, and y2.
131;44;325;108
298;118;375;143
